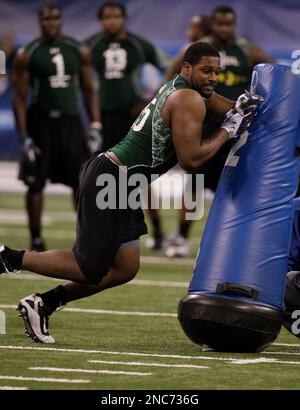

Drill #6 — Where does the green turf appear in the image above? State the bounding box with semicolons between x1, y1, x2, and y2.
0;192;300;390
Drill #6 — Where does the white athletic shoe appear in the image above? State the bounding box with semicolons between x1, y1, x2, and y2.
145;235;165;251
17;294;55;344
165;234;190;258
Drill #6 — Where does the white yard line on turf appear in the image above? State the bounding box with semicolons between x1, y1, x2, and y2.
273;343;300;347
0;375;89;383
0;386;28;390
231;358;300;365
0;304;176;318
2;273;189;288
265;351;300;356
88;360;208;369
0;345;234;360
29;367;152;376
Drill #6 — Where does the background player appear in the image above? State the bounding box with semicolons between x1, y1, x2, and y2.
0;42;260;343
85;1;170;152
12;3;102;251
159;5;275;257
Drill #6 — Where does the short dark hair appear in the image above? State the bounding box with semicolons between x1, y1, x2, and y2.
184;42;219;65
38;2;61;18
212;5;236;19
97;2;126;20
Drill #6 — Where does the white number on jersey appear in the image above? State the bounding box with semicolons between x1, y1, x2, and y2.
49;52;70;88
225;131;249;167
132;98;157;132
103;44;127;79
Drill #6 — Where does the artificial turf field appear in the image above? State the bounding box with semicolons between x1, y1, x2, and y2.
0;192;300;390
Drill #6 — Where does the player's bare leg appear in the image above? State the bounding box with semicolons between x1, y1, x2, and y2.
13;242;140;344
61;242;140;301
26;189;46;251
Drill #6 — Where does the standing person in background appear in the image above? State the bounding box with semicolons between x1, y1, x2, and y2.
146;14;211;251
85;1;170;152
164;15;211;82
161;5;274;258
85;1;170;251
12;3;102;252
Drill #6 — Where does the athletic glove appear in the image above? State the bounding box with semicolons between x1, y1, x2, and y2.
87;124;103;154
20;135;41;164
19;135;41;186
235;91;264;115
221;108;256;139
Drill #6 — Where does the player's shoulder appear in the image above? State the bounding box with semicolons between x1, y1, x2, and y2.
127;32;154;49
200;35;213;44
60;35;82;51
168;87;206;111
24;38;42;57
84;32;104;50
235;36;252;55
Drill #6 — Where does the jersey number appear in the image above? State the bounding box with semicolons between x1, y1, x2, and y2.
132;98;157;132
103;47;127;79
50;53;70;88
225;131;249;167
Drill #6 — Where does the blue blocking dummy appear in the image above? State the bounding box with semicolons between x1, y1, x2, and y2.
179;64;300;352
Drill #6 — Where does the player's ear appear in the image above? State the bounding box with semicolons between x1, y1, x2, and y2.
182;62;192;77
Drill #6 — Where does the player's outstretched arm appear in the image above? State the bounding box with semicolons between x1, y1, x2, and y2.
79;45;100;124
12;48;30;136
168;89;229;170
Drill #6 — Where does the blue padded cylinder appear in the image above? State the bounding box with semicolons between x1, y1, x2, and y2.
179;64;300;352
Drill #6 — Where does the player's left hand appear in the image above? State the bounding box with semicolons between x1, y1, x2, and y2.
87;123;103;154
235;91;264;115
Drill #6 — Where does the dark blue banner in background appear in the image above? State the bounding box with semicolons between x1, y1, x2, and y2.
0;0;299;159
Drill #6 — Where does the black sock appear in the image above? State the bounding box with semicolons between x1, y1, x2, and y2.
152;218;163;239
179;221;192;239
2;246;25;270
30;227;41;241
39;285;69;314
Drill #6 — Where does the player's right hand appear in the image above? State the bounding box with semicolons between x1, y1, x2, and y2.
221;109;256;139
21;136;41;164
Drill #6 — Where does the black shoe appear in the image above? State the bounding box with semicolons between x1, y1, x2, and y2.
0;244;22;275
283;271;300;338
31;238;46;252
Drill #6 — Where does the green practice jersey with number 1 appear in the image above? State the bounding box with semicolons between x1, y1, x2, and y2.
25;36;82;115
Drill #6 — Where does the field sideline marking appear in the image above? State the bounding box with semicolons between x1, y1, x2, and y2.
88;360;208;369
0;304;176;318
30;367;152;376
2;274;189;288
0;375;89;383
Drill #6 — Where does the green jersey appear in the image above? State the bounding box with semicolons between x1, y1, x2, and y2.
25;36;82;115
202;36;251;100
85;32;170;111
111;74;192;179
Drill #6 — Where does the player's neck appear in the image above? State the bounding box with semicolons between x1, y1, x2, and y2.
104;30;127;41
41;34;62;43
212;37;234;49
